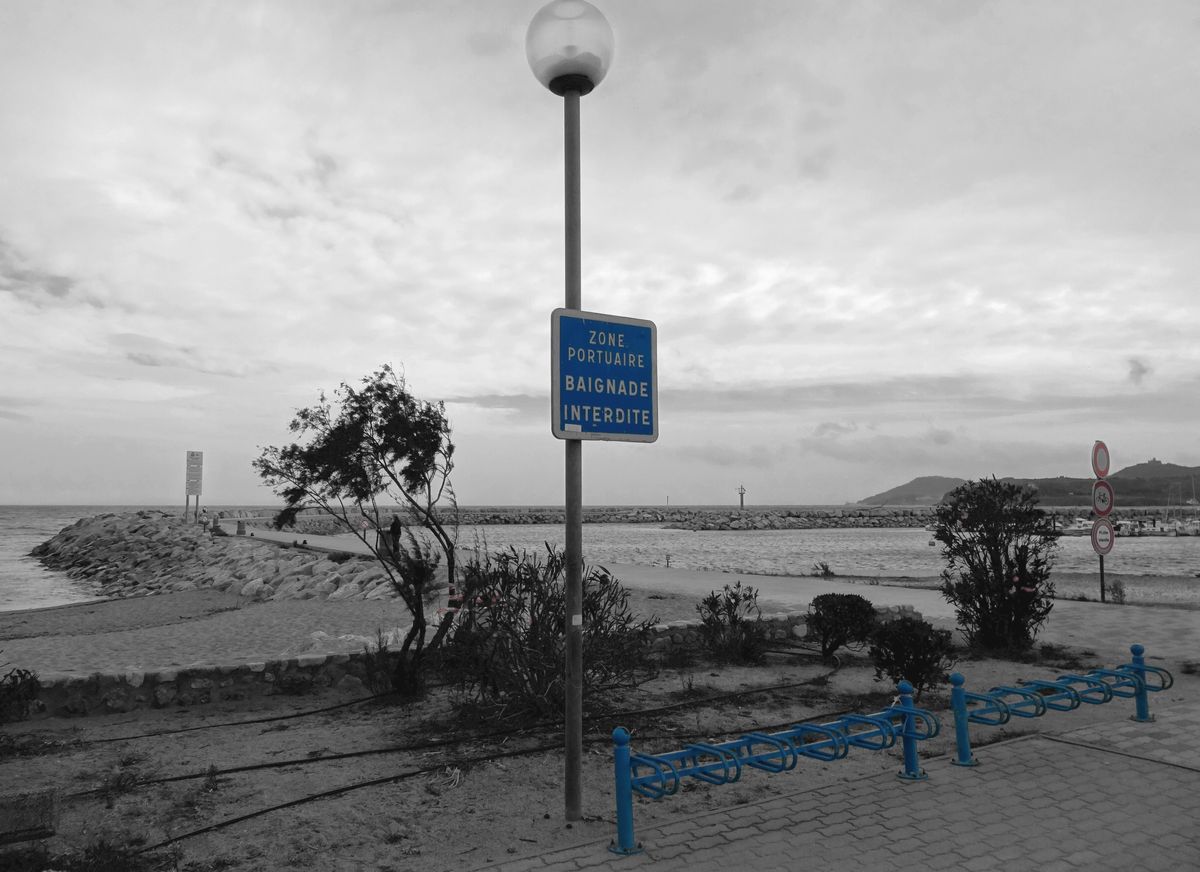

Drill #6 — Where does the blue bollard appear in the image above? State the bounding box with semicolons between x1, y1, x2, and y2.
609;727;642;855
896;680;928;781
1129;644;1153;723
949;673;977;767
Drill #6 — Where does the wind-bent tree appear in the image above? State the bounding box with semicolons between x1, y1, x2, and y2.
935;478;1057;652
253;364;458;693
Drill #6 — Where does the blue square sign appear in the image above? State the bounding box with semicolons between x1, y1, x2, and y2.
551;308;658;442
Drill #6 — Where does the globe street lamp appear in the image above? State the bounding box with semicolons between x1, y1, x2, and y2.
526;0;614;823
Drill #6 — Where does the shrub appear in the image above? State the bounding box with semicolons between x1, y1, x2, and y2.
443;546;657;721
0;661;40;723
868;617;955;700
1107;579;1127;605
696;581;768;664
362;629;398;695
806;593;877;658
809;561;836;578
935;478;1057;652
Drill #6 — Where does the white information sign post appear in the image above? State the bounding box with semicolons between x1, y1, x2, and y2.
185;451;203;520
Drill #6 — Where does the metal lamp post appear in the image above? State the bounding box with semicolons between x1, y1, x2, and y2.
526;0;615;822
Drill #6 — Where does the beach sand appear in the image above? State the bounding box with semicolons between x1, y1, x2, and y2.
2;565;1196;679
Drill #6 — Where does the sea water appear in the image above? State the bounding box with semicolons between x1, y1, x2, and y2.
3;507;1198;613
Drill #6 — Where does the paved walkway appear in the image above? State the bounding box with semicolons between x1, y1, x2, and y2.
474;698;1200;871
0;589;417;675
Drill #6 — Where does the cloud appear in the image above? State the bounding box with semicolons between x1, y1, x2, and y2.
1127;357;1151;385
0;237;79;306
467;29;512;57
797;145;836;181
445;393;546;416
114;333;267;378
929;427;955;446
676;442;786;470
813;420;858;438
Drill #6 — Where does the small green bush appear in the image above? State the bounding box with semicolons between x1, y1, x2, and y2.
807;593;877;658
696;581;768;664
0;662;40;723
443;546;657;721
868;617;955;700
362;629;398;695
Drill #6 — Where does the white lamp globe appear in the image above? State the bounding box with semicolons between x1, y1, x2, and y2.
526;0;614;96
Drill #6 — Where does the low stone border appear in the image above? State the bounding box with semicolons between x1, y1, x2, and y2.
22;604;925;720
30;651;376;720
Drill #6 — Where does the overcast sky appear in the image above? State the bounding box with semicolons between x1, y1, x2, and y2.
2;0;1198;507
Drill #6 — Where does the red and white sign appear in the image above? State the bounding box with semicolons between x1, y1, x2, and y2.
1091;518;1115;555
1091;441;1110;479
1091;480;1115;517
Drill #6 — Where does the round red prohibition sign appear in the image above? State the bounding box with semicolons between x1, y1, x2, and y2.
1091;517;1115;556
1092;440;1110;479
1092;480;1115;517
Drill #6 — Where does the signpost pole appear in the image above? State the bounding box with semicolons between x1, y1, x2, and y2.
563;88;584;823
1091;441;1114;602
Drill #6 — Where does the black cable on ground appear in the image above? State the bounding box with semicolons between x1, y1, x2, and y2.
131;696;879;857
67;679;842;802
80;692;391;744
133;739;565;856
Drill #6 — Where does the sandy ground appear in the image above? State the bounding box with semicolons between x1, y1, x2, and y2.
2;564;1197;677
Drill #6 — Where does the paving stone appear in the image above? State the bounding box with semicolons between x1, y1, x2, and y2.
470;700;1200;872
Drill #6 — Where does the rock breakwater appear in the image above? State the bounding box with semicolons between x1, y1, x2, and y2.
31;511;401;603
457;506;935;530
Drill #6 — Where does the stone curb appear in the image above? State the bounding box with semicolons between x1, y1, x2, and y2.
29;649;379;719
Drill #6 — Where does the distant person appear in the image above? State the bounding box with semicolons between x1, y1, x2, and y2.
199;509;209;530
389;515;403;554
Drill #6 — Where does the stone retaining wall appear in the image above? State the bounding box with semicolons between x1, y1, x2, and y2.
27;603;924;720
32;652;374;720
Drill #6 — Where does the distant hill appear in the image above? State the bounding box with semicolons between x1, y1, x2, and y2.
861;460;1200;507
858;476;967;506
1111;458;1198;481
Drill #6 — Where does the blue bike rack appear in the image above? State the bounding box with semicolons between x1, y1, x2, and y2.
610;680;941;855
950;643;1174;767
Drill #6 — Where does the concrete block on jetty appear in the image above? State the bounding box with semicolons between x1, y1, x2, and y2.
30;510;394;604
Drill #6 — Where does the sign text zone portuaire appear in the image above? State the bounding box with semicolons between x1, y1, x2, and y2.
552;308;657;442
